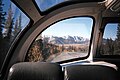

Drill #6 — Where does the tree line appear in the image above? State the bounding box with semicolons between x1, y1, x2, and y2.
100;23;120;55
26;38;89;62
0;0;22;67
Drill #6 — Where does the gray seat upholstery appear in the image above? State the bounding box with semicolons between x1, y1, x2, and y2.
7;62;64;80
7;62;118;80
65;65;118;80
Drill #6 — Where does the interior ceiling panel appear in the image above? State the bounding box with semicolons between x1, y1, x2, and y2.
12;0;105;22
34;0;105;12
12;0;43;22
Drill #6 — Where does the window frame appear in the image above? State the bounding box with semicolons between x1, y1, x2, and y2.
95;17;120;58
33;0;105;15
25;16;95;64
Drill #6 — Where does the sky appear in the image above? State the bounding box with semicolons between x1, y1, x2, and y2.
2;0;30;30
42;17;93;39
103;23;118;40
35;0;65;11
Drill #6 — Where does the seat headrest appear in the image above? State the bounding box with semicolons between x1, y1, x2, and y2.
65;65;118;80
7;62;63;80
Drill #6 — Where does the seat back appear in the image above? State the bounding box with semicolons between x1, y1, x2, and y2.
7;62;64;80
65;65;118;80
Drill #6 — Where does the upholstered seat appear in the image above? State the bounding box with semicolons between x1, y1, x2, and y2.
65;65;118;80
7;62;64;80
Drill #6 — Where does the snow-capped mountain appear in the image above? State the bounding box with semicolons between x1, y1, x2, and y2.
42;35;90;44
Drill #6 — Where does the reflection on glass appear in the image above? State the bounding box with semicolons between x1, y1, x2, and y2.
0;0;30;70
100;23;120;55
26;17;93;62
35;0;68;11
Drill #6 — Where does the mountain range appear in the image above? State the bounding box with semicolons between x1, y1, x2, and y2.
42;35;90;45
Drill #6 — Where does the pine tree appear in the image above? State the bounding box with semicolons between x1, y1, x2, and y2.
0;0;6;67
13;19;18;36
103;38;114;55
117;23;120;40
114;23;120;54
4;3;14;42
0;0;6;39
13;13;22;37
18;13;22;31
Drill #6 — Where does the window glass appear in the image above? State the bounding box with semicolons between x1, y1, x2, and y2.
26;17;93;62
35;0;105;12
35;0;67;11
100;23;120;55
0;0;30;70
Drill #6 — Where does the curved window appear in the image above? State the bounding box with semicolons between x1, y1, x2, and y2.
35;0;105;12
0;0;30;70
26;17;93;62
35;0;67;11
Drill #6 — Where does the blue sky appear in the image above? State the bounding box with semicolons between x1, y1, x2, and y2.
103;23;118;40
2;0;30;30
42;17;93;38
35;0;65;11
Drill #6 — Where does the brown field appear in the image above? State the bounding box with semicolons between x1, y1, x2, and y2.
56;44;88;48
